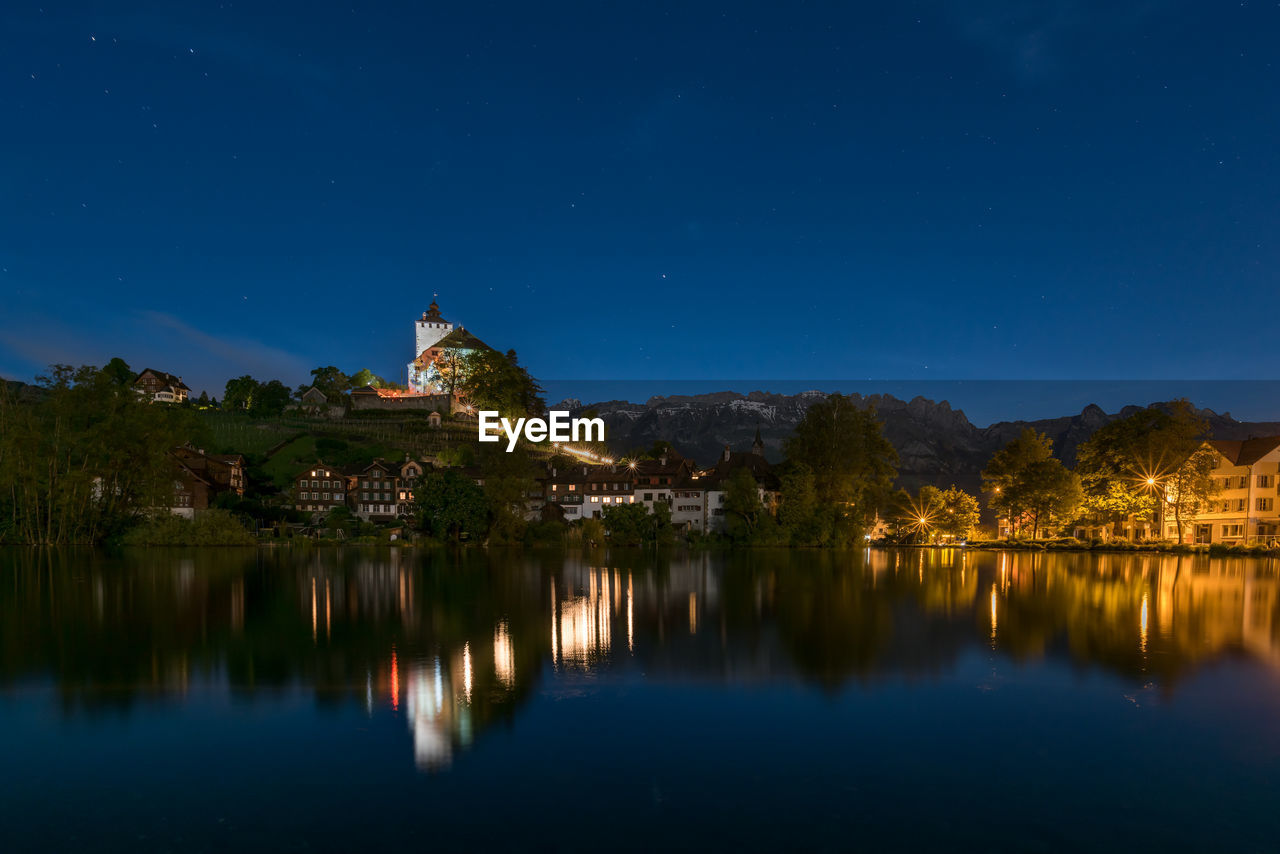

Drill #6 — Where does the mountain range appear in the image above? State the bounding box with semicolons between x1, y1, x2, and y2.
553;391;1280;495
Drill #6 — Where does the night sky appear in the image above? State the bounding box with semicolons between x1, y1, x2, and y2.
2;2;1278;421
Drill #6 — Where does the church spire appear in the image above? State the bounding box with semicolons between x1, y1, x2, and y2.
752;425;765;456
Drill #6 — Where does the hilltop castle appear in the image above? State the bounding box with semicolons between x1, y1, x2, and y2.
406;299;490;395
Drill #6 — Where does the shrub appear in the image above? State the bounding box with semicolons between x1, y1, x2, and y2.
120;509;256;546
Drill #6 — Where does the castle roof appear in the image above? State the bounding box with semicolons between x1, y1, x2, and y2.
422;300;447;323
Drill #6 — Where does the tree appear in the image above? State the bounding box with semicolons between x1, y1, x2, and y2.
784;394;898;528
413;470;488;542
349;368;395;389
304;366;351;399
102;357;134;387
1075;402;1207;539
1021;459;1083;538
255;379;292;415
0;363;205;544
424;350;469;398
437;348;545;416
478;443;538;544
723;467;765;542
602;501;673;546
778;463;821;544
935;485;981;541
223;375;259;411
1166;445;1222;543
904;484;981;543
983;428;1081;538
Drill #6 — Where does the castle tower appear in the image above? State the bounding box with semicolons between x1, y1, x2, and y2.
414;299;454;356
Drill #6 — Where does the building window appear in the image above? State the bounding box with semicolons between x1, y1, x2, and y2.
1259;475;1275;488
1257;498;1273;512
551;484;558;492
568;484;576;492
591;496;599;503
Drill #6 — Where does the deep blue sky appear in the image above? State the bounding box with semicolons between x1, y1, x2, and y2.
2;1;1278;419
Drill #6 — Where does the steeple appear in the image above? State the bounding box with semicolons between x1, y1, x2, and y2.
751;426;765;456
423;296;444;322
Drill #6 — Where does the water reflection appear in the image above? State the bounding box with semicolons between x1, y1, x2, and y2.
3;547;1280;769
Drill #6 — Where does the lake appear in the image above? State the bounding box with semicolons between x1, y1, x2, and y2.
2;546;1280;852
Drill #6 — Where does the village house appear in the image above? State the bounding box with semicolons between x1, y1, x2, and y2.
395;457;426;517
545;464;635;520
699;431;781;533
352;460;401;522
296;386;346;418
633;449;697;521
169;462;213;519
544;464;588;521
1163;437;1280;545
133;368;190;403
670;480;709;533
157;446;247;518
581;466;637;518
293;462;352;517
172;445;246;497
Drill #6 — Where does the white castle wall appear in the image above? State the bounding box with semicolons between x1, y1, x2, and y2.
414;317;453;356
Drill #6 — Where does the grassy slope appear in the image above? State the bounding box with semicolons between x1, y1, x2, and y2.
200;411;484;491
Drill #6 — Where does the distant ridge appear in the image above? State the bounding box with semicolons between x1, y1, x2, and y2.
553;391;1280;494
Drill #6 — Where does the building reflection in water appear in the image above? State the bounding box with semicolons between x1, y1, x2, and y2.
7;547;1280;771
551;567;614;670
494;622;515;688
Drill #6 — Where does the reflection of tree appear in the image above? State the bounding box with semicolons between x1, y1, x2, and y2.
768;552;893;690
4;546;1280;747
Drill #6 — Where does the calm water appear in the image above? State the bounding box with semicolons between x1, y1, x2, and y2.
3;547;1280;852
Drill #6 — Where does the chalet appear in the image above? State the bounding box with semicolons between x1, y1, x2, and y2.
169;463;212;519
133;368;190;403
353;459;401;522
293;462;352;517
172;446;246;497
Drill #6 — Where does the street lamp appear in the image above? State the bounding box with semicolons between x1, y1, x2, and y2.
1139;473;1167;541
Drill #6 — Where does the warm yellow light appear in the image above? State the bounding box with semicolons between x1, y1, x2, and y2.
1147;477;1156;486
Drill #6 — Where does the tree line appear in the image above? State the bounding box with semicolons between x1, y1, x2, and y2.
0;363;207;544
